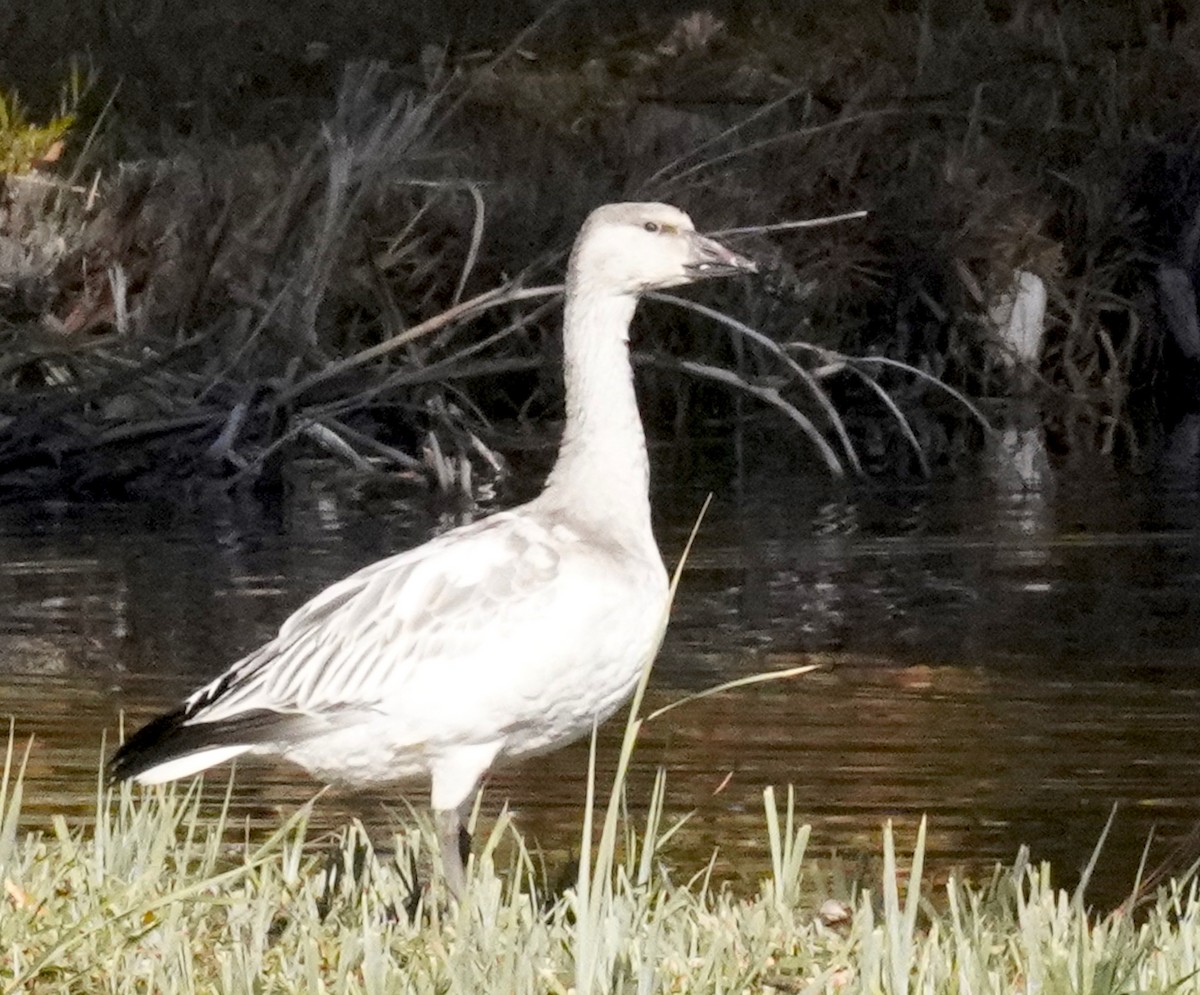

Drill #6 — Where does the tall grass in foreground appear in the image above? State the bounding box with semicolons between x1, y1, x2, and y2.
4;736;1200;995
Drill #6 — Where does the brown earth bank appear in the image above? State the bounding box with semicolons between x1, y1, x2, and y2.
0;1;1197;498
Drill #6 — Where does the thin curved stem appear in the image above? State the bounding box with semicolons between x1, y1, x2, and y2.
452;183;486;306
665;109;905;187
849;355;996;437
641;84;811;192
650;292;863;474
841;365;932;477
643;664;822;724
277;283;562;405
638;354;845;477
709;210;868;237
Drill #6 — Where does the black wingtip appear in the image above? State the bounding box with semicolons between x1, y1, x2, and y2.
107;706;191;784
108;705;301;785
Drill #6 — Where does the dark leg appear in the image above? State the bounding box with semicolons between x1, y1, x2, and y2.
458;820;472;870
436;808;467;899
430;750;495;900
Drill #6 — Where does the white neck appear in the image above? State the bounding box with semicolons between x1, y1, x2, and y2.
540;278;655;549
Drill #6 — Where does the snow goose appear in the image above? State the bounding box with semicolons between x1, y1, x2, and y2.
108;202;757;897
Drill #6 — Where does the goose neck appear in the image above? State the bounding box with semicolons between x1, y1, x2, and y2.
542;282;653;537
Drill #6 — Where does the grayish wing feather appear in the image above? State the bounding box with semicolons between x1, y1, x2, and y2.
182;511;563;724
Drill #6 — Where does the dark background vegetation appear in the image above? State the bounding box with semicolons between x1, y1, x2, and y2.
0;0;1198;495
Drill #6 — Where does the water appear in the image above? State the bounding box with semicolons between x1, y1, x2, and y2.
3;433;1200;906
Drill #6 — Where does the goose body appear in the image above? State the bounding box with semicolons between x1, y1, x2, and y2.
109;202;756;895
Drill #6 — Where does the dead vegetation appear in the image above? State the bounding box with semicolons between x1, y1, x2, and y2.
0;3;1197;496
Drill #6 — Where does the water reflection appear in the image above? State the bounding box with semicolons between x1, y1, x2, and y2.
1163;413;1200;491
2;457;1200;907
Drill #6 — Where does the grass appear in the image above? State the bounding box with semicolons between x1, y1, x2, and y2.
0;90;72;177
5;729;1200;994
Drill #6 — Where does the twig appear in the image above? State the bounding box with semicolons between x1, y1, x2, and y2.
841;365;932;477
638;353;845;476
302;421;374;473
322;416;424;471
276;283;561;406
641;84;811;191
710;210;869;237
453;183;486;306
89;411;223;448
204;398;251;462
306;355;545;422
665;108;906;187
651;292;863;475
850;355;996;436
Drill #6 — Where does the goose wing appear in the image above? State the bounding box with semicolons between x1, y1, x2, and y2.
179;510;571;729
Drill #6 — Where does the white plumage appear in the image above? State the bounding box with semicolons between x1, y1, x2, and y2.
109;202;756;896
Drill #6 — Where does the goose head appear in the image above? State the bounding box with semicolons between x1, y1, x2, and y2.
570;202;757;296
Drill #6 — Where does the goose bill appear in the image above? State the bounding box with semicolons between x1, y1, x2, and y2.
684;233;757;277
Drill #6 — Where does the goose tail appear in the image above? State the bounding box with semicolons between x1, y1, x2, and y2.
107;707;254;785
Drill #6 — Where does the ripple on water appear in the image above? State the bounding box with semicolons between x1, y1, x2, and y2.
1;466;1200;908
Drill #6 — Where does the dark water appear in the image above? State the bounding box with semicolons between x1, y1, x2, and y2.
4;424;1200;906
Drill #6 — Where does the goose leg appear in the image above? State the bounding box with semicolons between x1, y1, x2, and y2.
435;808;468;899
430;743;501;899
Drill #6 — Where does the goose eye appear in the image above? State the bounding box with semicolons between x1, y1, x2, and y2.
643;221;660;233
